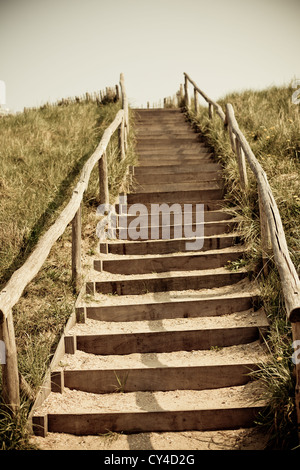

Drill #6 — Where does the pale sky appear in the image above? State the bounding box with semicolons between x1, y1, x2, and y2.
0;0;299;112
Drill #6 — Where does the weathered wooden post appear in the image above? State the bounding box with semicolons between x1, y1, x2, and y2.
72;205;81;293
194;88;198;114
208;103;214;119
120;73;129;148
115;84;120;102
257;185;271;276
118;118;125;160
0;308;20;412
235;139;248;189
98;151;109;205
184;74;189;109
225;104;237;152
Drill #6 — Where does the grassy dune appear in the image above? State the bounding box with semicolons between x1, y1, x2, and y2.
0;96;136;449
0;99;133;288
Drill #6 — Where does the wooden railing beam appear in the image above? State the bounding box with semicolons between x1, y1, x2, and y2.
225;102;300;322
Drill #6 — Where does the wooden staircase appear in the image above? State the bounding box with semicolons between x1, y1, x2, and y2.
32;108;269;438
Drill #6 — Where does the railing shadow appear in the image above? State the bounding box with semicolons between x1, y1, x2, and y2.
0;150;94;290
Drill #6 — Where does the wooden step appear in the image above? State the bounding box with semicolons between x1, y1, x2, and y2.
136;129;198;136
79;285;259;322
32;382;266;436
115;220;236;241
121;210;232;224
133;172;223;184
96;247;244;275
137;135;201;141
126;189;224;204
136;159;215;168
116;199;225;213
136;147;212;154
136;141;210;148
52;341;266;394
133;163;222;174
137;153;213;160
100;233;240;255
133;181;223;193
86;267;249;296
65;308;268;356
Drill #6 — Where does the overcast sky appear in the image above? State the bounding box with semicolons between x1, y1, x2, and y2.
0;0;299;111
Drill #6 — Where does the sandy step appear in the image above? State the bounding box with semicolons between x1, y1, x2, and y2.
133;171;223;184
136;135;201;142
135;114;187;120
32;382;266;436
115;220;236;241
135;129;198;136
100;233;240;255
55;340;267;371
65;308;268;356
121;210;232;224
135;160;215;169
136;147;213;154
86;267;249;296
136;155;213;162
136;156;214;164
133;181;223;193
135;128;196;135
115;199;225;213
51;341;267;394
136;142;210;149
96;247;244;275
78;284;259;322
126;189;224;204
133;163;222;174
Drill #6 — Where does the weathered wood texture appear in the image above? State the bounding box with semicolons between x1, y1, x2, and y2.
184;72;226;122
120;72;129;149
183;73;300;322
72;206;82;293
0;310;19;411
225;103;300;322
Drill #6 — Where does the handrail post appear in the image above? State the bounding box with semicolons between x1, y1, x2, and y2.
208;103;214;120
72;205;81;293
98;151;109;205
194;87;198;114
235;139;248;189
120;73;128;153
226;104;248;189
178;84;184;107
225;105;236;152
258;185;271;276
0;309;20;413
184;74;189;109
118;118;125;160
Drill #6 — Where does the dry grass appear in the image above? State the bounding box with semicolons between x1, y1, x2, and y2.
185;81;300;448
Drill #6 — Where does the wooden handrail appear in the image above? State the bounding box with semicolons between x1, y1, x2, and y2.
183;72;300;437
0;74;129;411
183;72;300;323
225;103;300;322
184;72;226;122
